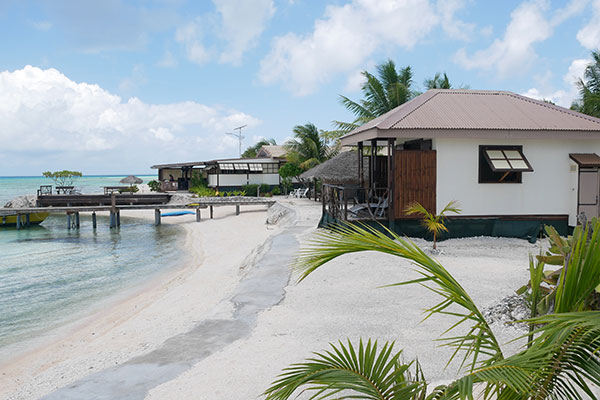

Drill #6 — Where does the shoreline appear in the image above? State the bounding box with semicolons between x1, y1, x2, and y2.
1;198;550;399
0;202;283;399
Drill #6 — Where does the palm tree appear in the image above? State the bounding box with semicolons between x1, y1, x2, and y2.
284;123;333;170
242;138;277;159
424;72;451;89
264;221;600;399
405;200;461;249
334;60;414;135
573;50;600;118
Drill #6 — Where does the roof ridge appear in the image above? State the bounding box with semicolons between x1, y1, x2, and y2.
390;90;440;127
506;91;600;126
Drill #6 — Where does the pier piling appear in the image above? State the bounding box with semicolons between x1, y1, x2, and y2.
210;206;213;219
154;209;161;226
92;212;97;229
67;213;72;230
25;214;30;226
16;214;21;230
196;208;201;222
116;211;120;227
236;205;240;216
75;212;80;229
109;212;116;228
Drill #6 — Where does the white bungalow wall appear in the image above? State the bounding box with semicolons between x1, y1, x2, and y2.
207;173;280;187
435;138;600;226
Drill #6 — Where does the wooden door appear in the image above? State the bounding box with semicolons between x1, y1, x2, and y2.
578;168;599;219
393;150;436;219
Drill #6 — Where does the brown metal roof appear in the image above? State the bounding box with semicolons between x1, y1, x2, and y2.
569;153;600;167
257;145;287;158
341;90;600;145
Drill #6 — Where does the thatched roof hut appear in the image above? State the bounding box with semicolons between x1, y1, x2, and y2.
300;150;367;185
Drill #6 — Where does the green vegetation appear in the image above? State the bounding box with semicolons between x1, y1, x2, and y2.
572;50;600;118
148;180;161;192
284;123;334;169
405;200;461;249
118;185;139;193
242;138;277;158
42;170;82;186
424;72;451;89
271;186;281;196
242;184;259;196
190;186;217;197
265;220;600;399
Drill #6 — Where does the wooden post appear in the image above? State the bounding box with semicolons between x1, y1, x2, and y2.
196;208;201;222
92;212;97;229
358;142;364;188
67;213;72;230
25;214;30;226
210;206;214;219
116;211;120;227
75;212;80;228
236;204;240;215
109;212;116;228
154;209;161;226
16;214;21;230
344;196;348;220
387;138;394;225
370;139;376;195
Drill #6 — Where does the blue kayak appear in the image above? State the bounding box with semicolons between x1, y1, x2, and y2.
161;211;195;217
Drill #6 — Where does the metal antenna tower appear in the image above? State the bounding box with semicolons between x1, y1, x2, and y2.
225;124;247;157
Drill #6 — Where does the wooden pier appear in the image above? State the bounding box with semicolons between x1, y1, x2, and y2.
0;197;276;230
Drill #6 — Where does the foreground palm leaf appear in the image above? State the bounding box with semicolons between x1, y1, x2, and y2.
296;222;503;371
264;339;427;400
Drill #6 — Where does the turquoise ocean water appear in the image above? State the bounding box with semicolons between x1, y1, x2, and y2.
0;176;185;353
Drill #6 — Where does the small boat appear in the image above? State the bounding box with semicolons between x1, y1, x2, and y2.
0;212;49;227
161;211;195;217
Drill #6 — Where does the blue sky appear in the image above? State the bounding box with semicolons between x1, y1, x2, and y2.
0;0;599;176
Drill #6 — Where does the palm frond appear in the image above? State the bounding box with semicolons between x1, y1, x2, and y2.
437;311;600;399
264;339;427;400
295;223;503;371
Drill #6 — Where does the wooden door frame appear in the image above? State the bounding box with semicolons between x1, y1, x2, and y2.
393;150;437;219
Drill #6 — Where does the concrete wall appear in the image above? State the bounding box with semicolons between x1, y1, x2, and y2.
434;138;600;225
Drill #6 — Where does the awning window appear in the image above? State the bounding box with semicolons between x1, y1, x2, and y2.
248;163;263;171
219;163;234;170
233;163;249;170
483;148;533;172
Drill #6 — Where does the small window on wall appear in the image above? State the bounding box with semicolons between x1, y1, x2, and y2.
478;145;533;183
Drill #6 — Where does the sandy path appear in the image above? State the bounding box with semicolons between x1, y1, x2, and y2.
146;207;541;399
0;202;279;400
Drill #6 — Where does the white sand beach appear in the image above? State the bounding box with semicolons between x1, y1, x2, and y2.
0;198;542;400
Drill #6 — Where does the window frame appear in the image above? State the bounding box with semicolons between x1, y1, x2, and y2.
478;145;533;184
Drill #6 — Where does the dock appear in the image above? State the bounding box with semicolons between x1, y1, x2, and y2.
0;197;276;230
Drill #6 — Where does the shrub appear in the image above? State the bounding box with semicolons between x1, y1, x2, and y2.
190;186;216;197
118;185;139;194
148;180;161;192
259;183;271;196
242;184;259;196
271;187;281;196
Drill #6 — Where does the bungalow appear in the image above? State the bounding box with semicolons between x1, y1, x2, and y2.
151;145;286;191
324;89;600;240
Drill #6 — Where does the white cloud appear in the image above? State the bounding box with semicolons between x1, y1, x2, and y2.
577;0;600;49
259;0;451;96
437;0;476;40
215;0;275;64
31;20;53;31
175;21;212;65
521;58;589;107
344;69;367;93
157;51;177;68
176;0;275;65
454;0;586;77
0;66;260;173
